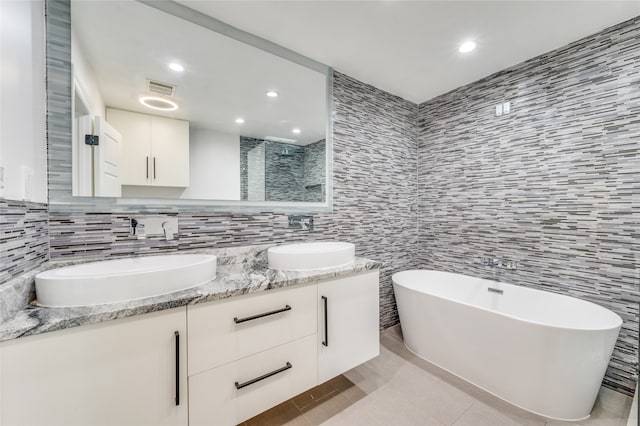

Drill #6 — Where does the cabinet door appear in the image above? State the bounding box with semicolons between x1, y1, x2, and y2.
150;116;189;187
318;270;380;383
0;308;188;426
106;108;152;186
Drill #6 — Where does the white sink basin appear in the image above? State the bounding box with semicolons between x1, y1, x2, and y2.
36;254;216;307
268;242;355;271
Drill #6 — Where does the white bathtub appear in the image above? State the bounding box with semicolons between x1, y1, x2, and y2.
392;270;622;421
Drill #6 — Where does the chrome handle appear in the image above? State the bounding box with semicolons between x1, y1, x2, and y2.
146;156;149;179
234;362;292;390
153;157;156;179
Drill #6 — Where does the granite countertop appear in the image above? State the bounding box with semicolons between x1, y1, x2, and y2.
0;245;380;343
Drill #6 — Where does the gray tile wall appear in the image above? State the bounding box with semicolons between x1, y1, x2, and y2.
240;137;264;200
48;72;420;329
417;17;640;396
0;199;49;284
240;137;326;202
302;139;326;202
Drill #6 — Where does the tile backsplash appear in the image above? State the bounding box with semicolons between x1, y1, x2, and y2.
0;199;49;284
417;16;640;395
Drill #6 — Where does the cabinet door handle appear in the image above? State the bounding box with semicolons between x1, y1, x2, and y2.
322;296;328;347
234;362;292;390
153;157;156;179
146;156;149;179
233;305;291;324
174;331;180;406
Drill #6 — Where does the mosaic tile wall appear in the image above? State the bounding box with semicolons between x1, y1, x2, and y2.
417;17;640;396
302;139;326;202
240;137;326;202
0;199;49;284
48;71;419;329
240;137;263;200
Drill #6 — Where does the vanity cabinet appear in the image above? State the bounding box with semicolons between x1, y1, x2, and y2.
0;307;188;426
0;271;380;426
318;270;380;383
106;108;189;187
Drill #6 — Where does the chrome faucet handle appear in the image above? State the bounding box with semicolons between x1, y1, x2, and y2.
162;221;175;241
491;258;502;267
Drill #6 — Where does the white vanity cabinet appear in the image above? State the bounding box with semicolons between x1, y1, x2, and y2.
318;270;380;383
0;307;188;426
106;108;189;187
187;284;318;426
0;270;380;426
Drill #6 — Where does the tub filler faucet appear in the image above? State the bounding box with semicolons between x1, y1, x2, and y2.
483;257;502;267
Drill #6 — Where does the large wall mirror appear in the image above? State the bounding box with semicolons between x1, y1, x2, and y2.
47;0;332;212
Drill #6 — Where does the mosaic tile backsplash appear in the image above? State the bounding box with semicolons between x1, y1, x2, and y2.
0;199;49;284
48;71;420;330
417;17;640;396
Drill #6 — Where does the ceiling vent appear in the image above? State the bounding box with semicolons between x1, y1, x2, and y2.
146;80;175;97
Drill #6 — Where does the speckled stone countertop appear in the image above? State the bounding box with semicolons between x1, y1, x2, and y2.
0;244;380;342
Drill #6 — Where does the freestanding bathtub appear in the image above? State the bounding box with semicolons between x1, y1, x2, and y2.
392;270;622;421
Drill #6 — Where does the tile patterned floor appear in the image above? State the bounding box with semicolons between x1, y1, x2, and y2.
244;326;633;426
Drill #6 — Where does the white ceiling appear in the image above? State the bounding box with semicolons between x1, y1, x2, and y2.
179;1;640;104
71;1;327;145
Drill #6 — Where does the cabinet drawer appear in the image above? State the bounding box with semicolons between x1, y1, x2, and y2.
187;284;317;375
188;334;318;426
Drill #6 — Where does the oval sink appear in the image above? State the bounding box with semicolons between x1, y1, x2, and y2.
268;242;355;271
36;254;216;307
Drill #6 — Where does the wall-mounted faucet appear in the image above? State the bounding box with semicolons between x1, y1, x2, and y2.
130;217;178;241
481;257;517;270
288;215;314;231
482;257;502;267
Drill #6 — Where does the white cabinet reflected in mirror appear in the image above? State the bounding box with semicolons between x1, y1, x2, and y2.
68;0;329;204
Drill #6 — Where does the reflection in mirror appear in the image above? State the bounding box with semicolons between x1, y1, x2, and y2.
69;0;328;203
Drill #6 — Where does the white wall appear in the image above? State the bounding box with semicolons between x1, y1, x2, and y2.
0;0;47;203
181;128;241;200
71;28;105;118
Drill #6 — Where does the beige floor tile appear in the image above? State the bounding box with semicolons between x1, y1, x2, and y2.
594;387;633;415
453;402;527;426
381;324;404;343
545;404;627;426
303;391;357;425
261;330;632;426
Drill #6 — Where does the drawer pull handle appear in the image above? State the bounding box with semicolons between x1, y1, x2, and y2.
322;296;328;347
174;330;180;406
235;362;292;390
233;305;291;324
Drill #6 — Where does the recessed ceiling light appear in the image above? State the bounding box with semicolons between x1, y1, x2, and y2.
459;41;476;53
266;91;279;98
235;118;245;124
292;128;301;134
139;96;178;111
169;62;184;72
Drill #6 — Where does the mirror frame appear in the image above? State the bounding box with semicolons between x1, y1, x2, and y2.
46;0;333;213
